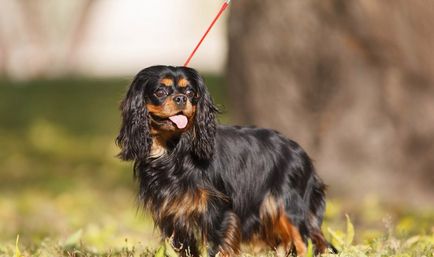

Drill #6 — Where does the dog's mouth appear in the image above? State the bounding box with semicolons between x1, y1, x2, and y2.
151;112;189;129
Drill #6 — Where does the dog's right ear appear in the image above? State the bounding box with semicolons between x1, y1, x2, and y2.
116;74;152;161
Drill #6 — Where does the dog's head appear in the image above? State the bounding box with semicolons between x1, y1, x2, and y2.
116;66;217;161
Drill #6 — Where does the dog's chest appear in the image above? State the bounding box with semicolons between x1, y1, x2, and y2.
152;188;208;226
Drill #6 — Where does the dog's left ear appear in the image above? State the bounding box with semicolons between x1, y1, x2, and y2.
190;72;218;161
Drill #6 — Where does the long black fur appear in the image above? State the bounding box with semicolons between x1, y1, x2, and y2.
116;66;335;256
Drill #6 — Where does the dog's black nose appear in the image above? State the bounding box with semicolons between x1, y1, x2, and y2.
173;95;187;106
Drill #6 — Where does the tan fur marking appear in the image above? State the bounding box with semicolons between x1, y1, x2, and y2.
259;194;281;246
177;77;189;87
147;101;179;116
289;224;307;256
258;194;307;256
276;211;292;245
158;189;208;221
160;78;174;86
147;99;195;119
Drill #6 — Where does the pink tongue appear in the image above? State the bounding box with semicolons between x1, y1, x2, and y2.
168;115;188;129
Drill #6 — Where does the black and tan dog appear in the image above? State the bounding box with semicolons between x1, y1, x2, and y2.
116;65;335;256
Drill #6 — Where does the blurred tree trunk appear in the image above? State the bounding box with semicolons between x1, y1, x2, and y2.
227;0;434;204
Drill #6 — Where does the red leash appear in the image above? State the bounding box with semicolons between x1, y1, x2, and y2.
183;0;231;67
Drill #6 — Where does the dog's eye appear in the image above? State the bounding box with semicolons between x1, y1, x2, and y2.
154;89;168;98
185;89;195;98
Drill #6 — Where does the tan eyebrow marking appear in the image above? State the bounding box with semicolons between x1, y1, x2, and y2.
160;78;174;86
177;77;189;88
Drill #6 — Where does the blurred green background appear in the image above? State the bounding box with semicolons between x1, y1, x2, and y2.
0;77;147;249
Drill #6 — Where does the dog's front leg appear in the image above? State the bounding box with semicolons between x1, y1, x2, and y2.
165;229;200;257
208;211;241;257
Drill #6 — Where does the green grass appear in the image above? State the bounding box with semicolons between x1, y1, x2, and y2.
0;76;433;257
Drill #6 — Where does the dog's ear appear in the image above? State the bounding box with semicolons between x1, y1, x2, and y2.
116;74;152;161
191;72;218;161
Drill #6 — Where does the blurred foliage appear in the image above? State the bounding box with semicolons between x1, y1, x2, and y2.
0;77;433;256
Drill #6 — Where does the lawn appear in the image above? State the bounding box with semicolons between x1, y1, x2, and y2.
0;76;433;257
